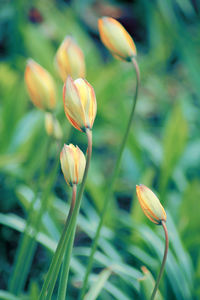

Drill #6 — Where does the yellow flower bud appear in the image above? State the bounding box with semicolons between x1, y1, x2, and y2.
136;185;166;225
25;59;56;111
60;144;86;186
45;112;63;140
63;76;97;132
55;36;85;82
98;17;137;61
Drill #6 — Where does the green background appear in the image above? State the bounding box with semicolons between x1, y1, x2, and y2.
0;0;200;299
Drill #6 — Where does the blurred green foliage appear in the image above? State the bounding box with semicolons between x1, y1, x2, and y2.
0;0;200;299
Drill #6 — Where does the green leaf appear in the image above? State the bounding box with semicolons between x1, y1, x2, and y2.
139;266;163;300
0;290;27;300
84;268;112;300
159;104;188;200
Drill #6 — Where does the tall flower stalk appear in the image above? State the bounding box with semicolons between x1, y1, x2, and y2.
39;130;92;299
57;75;97;299
80;17;140;298
151;221;169;300
136;184;169;300
39;76;96;299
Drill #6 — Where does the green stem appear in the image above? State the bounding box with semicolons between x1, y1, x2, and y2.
39;129;92;300
47;186;77;300
150;221;169;300
9;136;52;294
57;225;76;300
80;57;140;299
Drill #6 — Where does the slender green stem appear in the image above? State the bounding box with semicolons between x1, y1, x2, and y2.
47;185;77;300
39;184;77;300
39;129;92;300
46;129;92;300
80;58;140;299
57;225;76;300
9;136;52;294
150;221;169;300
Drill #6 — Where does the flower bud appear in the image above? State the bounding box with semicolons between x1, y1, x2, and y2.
98;17;136;61
60;144;86;186
63;76;97;132
136;185;166;225
25;59;56;111
45;112;63;140
55;36;85;82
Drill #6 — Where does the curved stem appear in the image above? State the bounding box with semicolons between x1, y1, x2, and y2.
150;221;169;300
39;129;92;300
80;58;140;299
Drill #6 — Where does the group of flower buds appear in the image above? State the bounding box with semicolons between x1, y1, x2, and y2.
24;30;97;186
60;76;97;186
24;16;166;224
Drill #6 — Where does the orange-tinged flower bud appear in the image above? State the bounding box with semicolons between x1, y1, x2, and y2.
55;36;85;82
98;17;136;61
136;184;166;225
25;59;56;111
60;144;86;186
45;112;63;140
63;76;97;132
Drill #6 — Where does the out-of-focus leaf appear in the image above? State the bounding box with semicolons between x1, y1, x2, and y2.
180;180;200;249
139;266;163;300
0;290;27;300
159;104;188;200
16;185;60;240
103;281;130;300
73;247;141;284
84;268;112;300
29;282;40;300
120;212;193;300
167;213;193;288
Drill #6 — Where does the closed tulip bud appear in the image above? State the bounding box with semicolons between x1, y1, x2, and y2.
45;112;63;140
136;185;166;225
60;144;86;186
25;59;56;111
98;17;137;61
63;76;97;132
55;36;85;82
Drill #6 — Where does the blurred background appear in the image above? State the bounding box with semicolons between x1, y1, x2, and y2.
0;0;200;299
